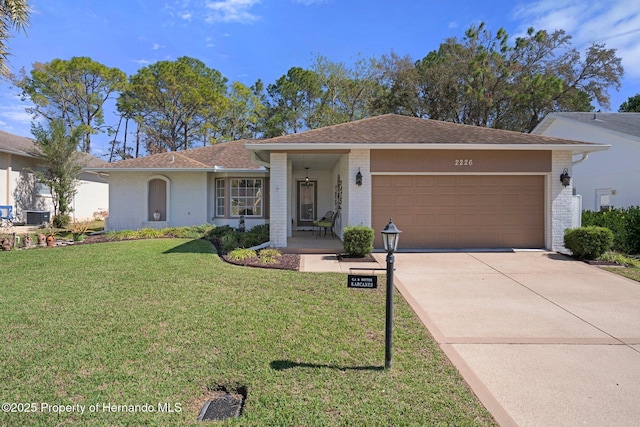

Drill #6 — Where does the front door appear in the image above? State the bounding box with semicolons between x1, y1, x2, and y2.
297;181;316;227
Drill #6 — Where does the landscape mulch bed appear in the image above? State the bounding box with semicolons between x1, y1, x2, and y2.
221;253;300;271
337;253;377;262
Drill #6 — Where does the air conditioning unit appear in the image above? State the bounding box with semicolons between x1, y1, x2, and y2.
26;210;51;225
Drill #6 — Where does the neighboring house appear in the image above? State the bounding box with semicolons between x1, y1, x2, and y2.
88;114;608;252
0;130;109;223
532;112;640;211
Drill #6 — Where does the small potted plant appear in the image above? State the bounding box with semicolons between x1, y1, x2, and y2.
1;236;11;251
69;220;89;242
153;210;161;221
45;223;56;247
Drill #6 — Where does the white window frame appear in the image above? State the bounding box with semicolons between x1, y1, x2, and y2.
215;179;226;217
230;178;262;217
35;166;52;197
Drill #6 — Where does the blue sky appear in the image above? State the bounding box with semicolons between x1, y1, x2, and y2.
2;0;640;157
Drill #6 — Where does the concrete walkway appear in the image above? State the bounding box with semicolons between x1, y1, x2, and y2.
300;251;640;427
300;253;383;273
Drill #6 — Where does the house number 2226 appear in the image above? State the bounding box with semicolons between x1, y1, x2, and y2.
454;159;473;166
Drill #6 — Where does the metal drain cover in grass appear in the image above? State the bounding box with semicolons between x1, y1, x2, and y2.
198;393;244;421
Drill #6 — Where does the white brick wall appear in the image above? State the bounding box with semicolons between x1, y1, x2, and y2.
550;151;573;253
348;149;371;228
269;153;288;247
107;171;208;230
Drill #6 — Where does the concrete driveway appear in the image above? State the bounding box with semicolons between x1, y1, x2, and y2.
383;251;640;427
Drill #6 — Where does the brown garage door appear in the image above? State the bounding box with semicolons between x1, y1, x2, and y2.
372;175;544;249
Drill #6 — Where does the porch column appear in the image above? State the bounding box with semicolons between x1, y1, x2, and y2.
348;149;371;227
550;150;573;253
269;152;288;247
287;159;293;238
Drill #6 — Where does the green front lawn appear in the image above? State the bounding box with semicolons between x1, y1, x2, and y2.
604;267;640;282
0;239;495;426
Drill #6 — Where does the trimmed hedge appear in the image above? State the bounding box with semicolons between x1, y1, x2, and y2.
564;226;614;259
582;207;640;254
343;226;374;257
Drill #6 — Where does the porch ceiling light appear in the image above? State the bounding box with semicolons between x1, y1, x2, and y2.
356;169;363;186
560;168;571;187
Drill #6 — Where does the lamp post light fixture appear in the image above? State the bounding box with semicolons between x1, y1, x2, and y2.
560;168;571;187
381;218;401;369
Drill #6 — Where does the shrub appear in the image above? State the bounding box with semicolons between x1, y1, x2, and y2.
343;226;375;257
240;233;263;248
161;225;212;239
220;231;242;252
598;251;640;267
207;225;233;239
227;248;257;261
582;207;640;254
259;248;281;264
68;220;90;234
564;226;614;259
106;230;137;241
52;214;71;228
137;228;164;239
249;224;270;243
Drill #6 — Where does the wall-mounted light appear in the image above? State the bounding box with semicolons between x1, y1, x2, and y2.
304;167;310;186
355;168;363;187
560;168;571;187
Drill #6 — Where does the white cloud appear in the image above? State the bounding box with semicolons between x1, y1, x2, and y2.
0;95;34;125
180;11;192;20
0;110;33;123
511;0;640;78
204;0;261;24
152;43;165;50
0;95;37;135
132;59;151;66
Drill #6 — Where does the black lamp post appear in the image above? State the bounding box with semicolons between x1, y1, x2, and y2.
381;218;401;369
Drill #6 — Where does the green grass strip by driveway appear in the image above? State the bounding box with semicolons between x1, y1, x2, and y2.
0;239;496;426
603;266;640;282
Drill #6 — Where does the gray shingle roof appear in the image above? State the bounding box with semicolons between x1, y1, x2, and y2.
0;130;39;156
542;112;640;138
251;114;599;145
93;139;261;170
87;114;608;171
0;129;106;167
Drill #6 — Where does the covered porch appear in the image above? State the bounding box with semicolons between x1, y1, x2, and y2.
251;148;371;249
279;230;344;254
